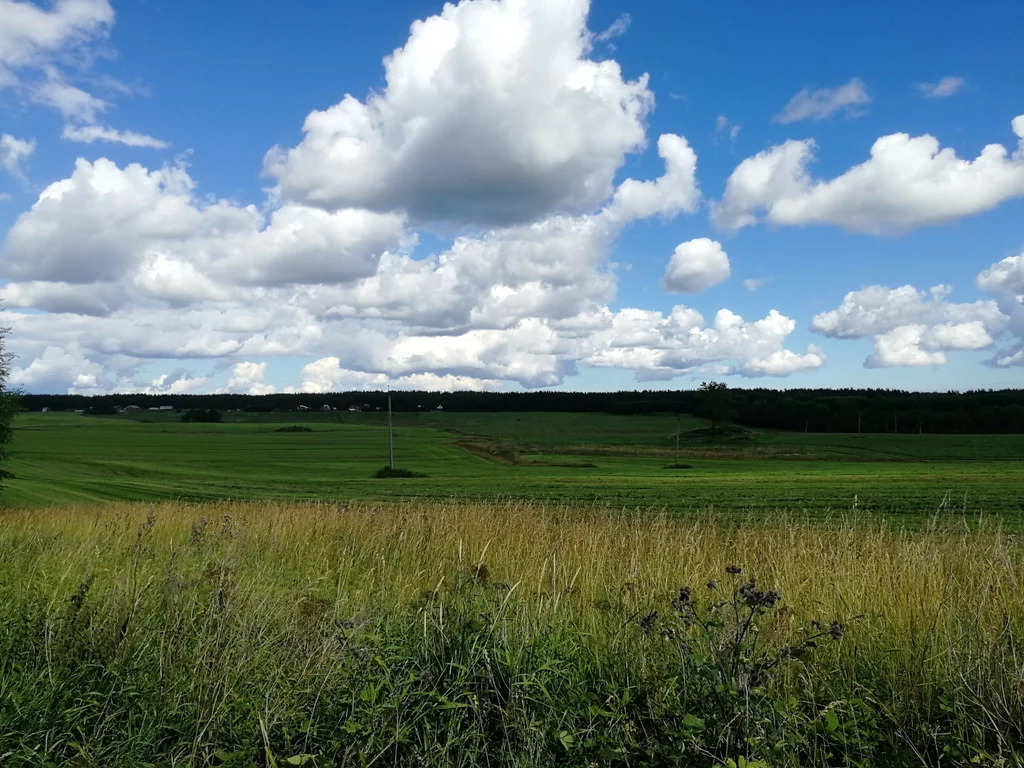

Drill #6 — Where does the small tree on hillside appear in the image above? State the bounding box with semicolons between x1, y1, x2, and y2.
0;321;19;489
696;381;735;435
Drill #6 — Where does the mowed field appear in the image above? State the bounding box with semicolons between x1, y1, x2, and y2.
6;410;1023;520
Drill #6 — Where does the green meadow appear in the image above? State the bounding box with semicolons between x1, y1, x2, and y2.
5;411;1023;520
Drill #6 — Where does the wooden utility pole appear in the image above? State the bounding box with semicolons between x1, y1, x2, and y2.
387;388;395;470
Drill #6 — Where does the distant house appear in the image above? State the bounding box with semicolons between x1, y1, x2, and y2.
321;404;332;412
41;407;49;413
297;405;311;411
123;405;141;412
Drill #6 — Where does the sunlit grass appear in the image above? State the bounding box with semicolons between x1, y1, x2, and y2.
1;499;1022;766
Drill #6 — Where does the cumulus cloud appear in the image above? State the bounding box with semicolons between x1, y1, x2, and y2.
264;0;653;227
226;361;276;395
0;133;35;181
298;357;503;393
977;254;1024;366
584;306;825;378
62;123;168;148
0;0;835;395
8;343;104;392
917;76;965;98
774;78;869;124
714;115;1024;233
294;136;695;333
605;133;700;222
742;278;764;291
663;238;730;293
811;274;1015;368
1;157;406;288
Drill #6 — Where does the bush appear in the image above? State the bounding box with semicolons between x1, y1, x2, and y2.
275;425;313;433
372;466;427;478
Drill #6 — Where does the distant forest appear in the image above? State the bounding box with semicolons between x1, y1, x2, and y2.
19;388;1024;434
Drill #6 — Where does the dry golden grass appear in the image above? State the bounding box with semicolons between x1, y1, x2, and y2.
2;499;1023;766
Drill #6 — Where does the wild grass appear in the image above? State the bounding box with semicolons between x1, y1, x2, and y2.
1;500;1022;766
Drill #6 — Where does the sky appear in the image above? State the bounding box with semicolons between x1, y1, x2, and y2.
0;0;1022;396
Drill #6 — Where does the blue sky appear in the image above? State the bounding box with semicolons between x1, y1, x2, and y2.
0;0;1022;395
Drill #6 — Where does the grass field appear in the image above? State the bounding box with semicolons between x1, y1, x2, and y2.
5;411;1023;521
1;500;1022;766
3;412;1024;765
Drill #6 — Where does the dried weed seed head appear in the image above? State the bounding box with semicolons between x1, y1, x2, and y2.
672;586;693;613
638;610;660;634
470;562;490;586
189;517;207;545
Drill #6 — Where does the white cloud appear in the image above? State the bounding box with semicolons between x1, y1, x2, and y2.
581;306;824;378
0;0;113;77
917;76;965;98
0;133;35;181
663;238;730;293
714;115;1024;233
32;65;108;121
8;343;104;392
225;361;276;395
774;78;869;124
811;274;1016;368
742;278;764;291
0;0;840;394
0;2;165;147
977;254;1024;366
714;114;741;142
593;13;630;42
1;157;406;288
297;357;503;393
142;372;210;395
0;279;124;315
62;123;168;149
264;0;653;227
606;133;700;222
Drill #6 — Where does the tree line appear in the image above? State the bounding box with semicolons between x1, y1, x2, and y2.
19;387;1024;434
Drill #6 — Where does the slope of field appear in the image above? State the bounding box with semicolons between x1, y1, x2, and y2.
5;412;1023;519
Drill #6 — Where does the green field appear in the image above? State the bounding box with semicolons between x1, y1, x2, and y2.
6;411;1022;520
4;412;1024;765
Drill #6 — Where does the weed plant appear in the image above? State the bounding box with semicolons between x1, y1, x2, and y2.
0;500;1022;766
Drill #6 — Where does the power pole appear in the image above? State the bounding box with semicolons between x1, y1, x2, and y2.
675;414;680;465
387;388;395;470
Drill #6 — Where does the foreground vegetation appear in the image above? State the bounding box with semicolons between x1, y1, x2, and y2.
1;500;1022;766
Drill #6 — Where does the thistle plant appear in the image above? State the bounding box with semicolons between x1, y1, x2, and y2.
638;566;846;764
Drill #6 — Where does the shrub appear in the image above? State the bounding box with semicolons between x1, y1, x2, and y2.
372;466;427;478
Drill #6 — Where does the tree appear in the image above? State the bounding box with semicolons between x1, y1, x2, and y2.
181;408;222;423
695;381;735;435
0;321;18;490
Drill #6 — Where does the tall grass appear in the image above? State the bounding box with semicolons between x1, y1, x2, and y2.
0;500;1021;766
